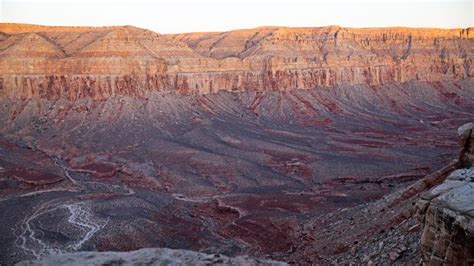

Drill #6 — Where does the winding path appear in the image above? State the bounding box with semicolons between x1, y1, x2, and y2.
15;201;109;259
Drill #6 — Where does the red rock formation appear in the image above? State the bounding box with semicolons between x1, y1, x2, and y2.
0;23;473;99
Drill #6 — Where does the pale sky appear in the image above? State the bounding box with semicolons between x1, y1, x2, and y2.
0;0;472;33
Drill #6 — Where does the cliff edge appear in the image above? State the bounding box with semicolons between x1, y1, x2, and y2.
1;24;473;99
417;123;474;264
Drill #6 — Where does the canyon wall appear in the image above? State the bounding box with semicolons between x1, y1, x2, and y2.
0;23;473;99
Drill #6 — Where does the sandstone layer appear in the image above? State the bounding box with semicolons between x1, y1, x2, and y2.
0;23;473;99
417;123;474;265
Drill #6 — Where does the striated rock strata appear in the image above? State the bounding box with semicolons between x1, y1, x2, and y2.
0;23;473;99
417;123;474;265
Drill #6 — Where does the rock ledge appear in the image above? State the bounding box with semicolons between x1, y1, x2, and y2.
16;247;287;266
417;123;474;264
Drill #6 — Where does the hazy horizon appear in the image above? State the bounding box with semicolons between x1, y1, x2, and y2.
1;0;472;34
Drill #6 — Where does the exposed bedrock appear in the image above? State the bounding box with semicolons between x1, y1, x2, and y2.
0;24;473;99
417;123;474;265
458;123;474;167
16;247;287;266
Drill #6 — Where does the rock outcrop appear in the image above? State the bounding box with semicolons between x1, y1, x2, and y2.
0;23;473;99
16;247;287;266
417;123;474;265
459;123;474;167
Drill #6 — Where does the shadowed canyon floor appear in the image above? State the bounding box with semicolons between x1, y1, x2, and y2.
0;79;473;264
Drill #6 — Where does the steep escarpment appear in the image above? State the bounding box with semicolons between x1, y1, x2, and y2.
0;23;473;99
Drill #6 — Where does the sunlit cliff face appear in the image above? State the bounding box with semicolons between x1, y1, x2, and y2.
0;24;472;99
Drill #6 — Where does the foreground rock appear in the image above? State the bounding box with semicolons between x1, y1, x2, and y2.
16;247;287;266
417;123;474;264
458;122;474;167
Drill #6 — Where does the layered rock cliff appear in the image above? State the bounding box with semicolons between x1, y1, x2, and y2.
417;123;474;264
0;23;472;99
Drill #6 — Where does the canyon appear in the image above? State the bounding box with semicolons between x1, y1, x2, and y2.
0;23;473;264
0;23;472;99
